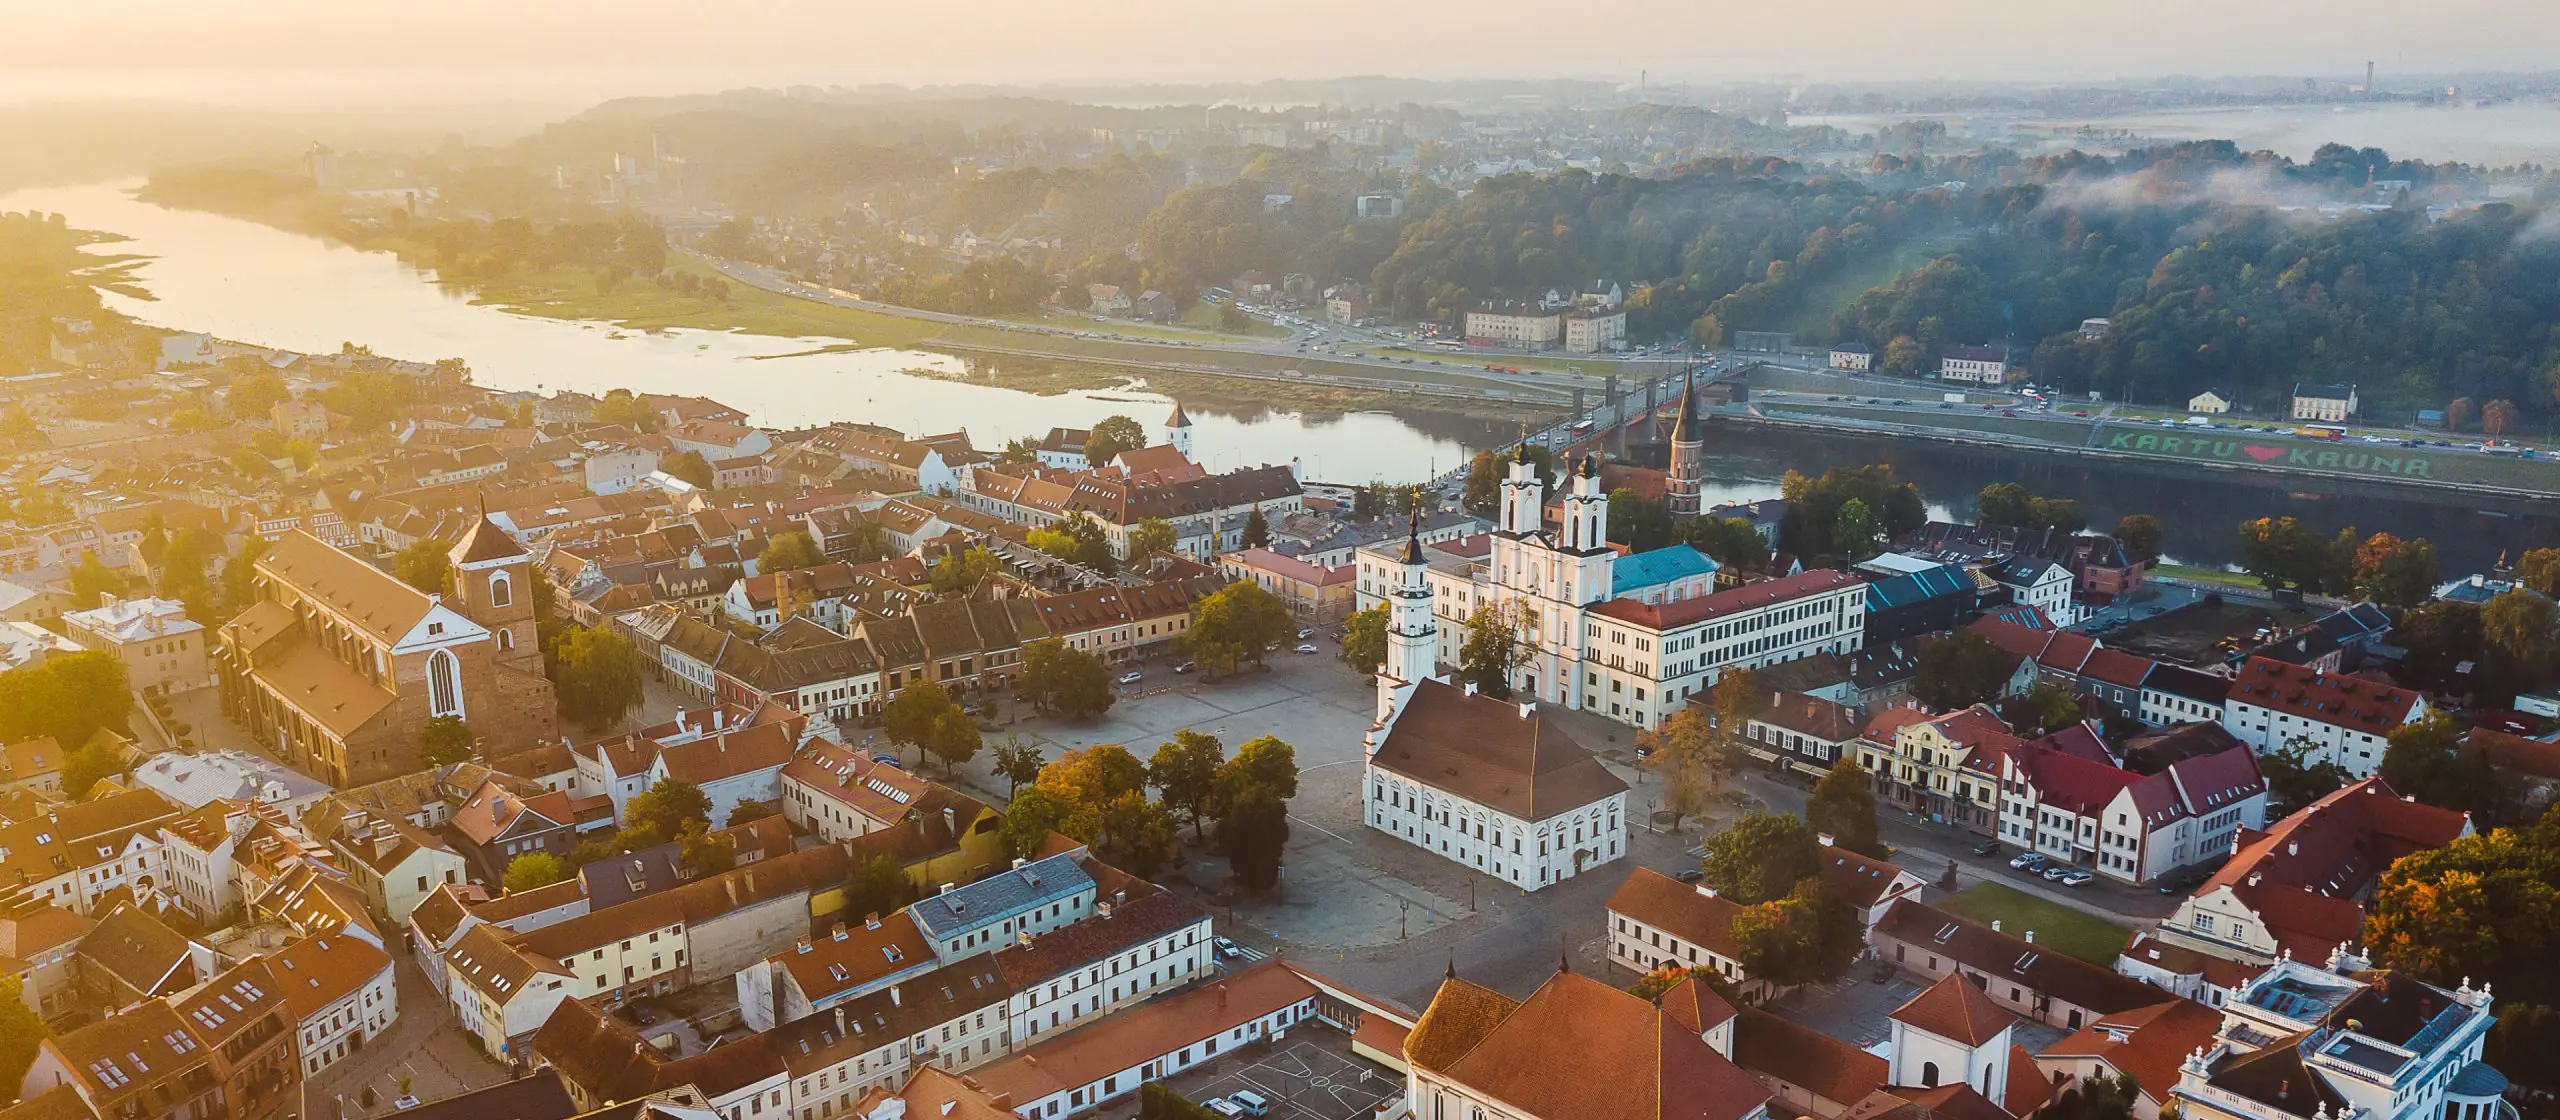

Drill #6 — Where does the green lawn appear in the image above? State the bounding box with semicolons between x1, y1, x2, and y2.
1936;882;2132;965
2149;564;2263;589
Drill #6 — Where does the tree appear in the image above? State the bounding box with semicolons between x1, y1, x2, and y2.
1127;518;1178;559
1607;489;1675;552
2520;548;2560;598
1806;761;1886;858
592;388;663;432
1778;465;1925;560
1462;446;1553;517
1914;631;2015;710
1638;707;1724;830
2396;601;2486;690
0;651;132;749
0;976;51;1092
229;372;290;421
1149;731;1226;842
2012;681;2085;737
2483;589;2559;687
926;710;982;776
2378;714;2494;818
2237;517;2337;591
1699;811;1825;905
548;626;645;732
1976;483;2084;534
1351;484;1388;522
2351;533;2440;608
2446;397;2477;433
1732;882;1863;987
2261;737;2351;809
1217;736;1301;805
393;538;455;596
623;779;712;847
1455;602;1522;700
760;530;824;573
1028;513;1117;574
1039;745;1150;809
995;436;1041;466
1339;605;1389;675
1241;506;1271;548
1180;581;1293;678
417;716;477;768
1089;791;1181;877
60;738;125;799
1085;415;1149;466
726;799;779;828
992;733;1045;800
842;853;917;922
662;450;714;489
678;819;737;878
1019;638;1115;720
930;547;1001;593
1685;517;1770;572
66;555;120;610
2035;1072;2143;1120
2364;822;2560;1009
2483;398;2519;438
1218;783;1291;892
883;679;956;760
2114;515;2164;565
999;786;1068;859
1831;498;1876;562
504;852;569;893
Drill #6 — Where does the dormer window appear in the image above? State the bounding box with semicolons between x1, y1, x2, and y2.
428;623;445;636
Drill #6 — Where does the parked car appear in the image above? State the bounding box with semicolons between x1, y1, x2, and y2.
1675;868;1705;883
1294;643;1320;654
1296;628;1316;640
1227;1090;1272;1117
1174;661;1196;674
1117;671;1143;685
2009;852;2045;870
1207;1101;1247;1118
2057;870;2095;887
1972;840;2001;856
2042;866;2073;882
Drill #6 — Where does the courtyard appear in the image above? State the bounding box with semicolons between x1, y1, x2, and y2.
1134;1031;1404;1120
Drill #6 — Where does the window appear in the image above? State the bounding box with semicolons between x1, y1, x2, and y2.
427;649;465;717
489;572;514;609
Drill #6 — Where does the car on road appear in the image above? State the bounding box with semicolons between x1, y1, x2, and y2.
1296;628;1316;639
1174;661;1196;674
2057;869;2095;887
1972;840;2001;856
1117;671;1143;685
1213;936;1244;958
2010;852;2046;871
1294;643;1320;654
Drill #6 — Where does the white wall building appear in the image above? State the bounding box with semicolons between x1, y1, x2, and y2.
2219;657;2425;779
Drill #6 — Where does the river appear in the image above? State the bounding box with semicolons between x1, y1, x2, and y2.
7;181;2551;573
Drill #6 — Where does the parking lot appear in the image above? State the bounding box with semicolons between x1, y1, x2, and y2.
1149;1033;1403;1120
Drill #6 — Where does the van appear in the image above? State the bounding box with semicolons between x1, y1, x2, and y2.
1227;1090;1272;1116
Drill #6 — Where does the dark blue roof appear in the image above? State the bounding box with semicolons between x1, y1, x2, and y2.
1865;564;1973;610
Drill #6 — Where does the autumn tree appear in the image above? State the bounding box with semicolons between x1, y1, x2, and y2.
1639;707;1722;830
662;450;714;489
504;853;569;893
1339;604;1389;675
1455;602;1522;700
2445;397;2476;433
1148;730;1225;842
759;530;825;572
0;975;48;1092
2378;714;2495;818
882;678;957;761
2483;398;2518;437
930;547;1002;593
2364;819;2560;1009
1180;580;1292;678
2113;514;2164;565
2519;548;2560;598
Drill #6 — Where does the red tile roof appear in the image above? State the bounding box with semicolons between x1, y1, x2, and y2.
1606;866;1747;960
2224;657;2424;736
1733;1006;1886;1105
1890;972;2015;1046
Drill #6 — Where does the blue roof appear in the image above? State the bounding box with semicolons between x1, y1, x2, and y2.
907;853;1094;941
1865;564;1972;610
1613;546;1717;593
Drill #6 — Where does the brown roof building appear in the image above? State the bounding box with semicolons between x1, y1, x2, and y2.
1402;965;1770;1120
1364;678;1629;892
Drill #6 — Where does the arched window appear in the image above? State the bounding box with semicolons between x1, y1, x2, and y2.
497;628;514;652
488;572;513;609
1921;1062;1940;1088
428;649;464;718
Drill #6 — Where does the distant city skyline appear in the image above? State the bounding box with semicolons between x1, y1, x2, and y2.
6;0;2558;106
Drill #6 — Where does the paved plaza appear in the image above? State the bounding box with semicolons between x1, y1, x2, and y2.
1144;1033;1405;1120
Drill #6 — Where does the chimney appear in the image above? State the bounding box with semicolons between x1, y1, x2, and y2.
1518;701;1535;720
834;1007;846;1036
939;882;957;895
2286;840;2299;857
864;912;882;931
1011;858;1027;870
1700;886;1717;899
889;985;902;1007
942;807;957;837
1992;920;2002;932
1817;832;1836;848
1463;681;1478;697
2025;930;2036;944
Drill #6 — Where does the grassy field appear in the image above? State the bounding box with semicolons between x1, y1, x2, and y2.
1936;882;2131;965
2149;564;2264;589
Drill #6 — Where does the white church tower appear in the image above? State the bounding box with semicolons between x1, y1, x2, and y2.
1558;454;1613;605
1372;512;1438;730
1164;401;1195;459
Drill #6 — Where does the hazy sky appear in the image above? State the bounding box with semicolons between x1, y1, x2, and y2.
6;0;2558;98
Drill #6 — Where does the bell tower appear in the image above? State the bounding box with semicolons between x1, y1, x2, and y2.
448;507;540;672
1666;368;1705;517
1385;511;1439;686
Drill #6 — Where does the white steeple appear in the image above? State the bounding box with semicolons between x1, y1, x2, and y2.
1561;454;1607;551
1385;510;1438;687
1164;401;1195;459
1499;441;1544;536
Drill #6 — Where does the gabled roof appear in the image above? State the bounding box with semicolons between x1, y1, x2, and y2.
2196;777;2468;959
1605;866;1746;961
2224;657;2423;736
1588;569;1860;631
1890;972;2015;1046
1414;968;1770;1120
908;852;1093;941
1733;1006;1886;1105
2039;998;2221;1106
1877;900;2166;1021
258;530;438;646
1369;679;1627;822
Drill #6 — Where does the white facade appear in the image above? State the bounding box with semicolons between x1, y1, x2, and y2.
1562;310;1626;353
1829;346;1873;372
1464;307;1563;349
583;448;662;495
2220;694;2422;779
290;944;398;1075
